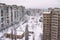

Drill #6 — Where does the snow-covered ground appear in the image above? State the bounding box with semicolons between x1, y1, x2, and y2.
16;15;43;40
0;15;43;40
27;16;43;40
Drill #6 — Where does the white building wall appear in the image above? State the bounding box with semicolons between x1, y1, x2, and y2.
12;8;15;24
8;7;12;26
0;7;1;29
3;7;7;28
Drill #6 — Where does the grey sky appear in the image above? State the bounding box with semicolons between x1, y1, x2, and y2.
0;0;60;8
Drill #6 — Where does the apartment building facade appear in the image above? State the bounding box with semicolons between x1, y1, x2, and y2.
51;8;60;40
0;3;25;31
43;8;60;40
0;4;8;30
43;12;51;40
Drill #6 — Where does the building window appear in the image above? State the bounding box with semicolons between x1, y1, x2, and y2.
1;18;4;22
7;17;9;18
1;24;4;27
7;7;8;13
7;20;9;23
1;10;3;16
44;17;45;18
52;13;57;15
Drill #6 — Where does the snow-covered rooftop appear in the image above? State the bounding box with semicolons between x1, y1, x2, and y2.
43;12;50;14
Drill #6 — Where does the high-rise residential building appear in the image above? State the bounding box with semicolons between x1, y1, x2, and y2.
0;3;9;30
43;8;60;40
43;12;51;40
51;8;60;40
0;3;25;31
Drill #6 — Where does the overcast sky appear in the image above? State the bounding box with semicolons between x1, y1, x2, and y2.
0;0;60;8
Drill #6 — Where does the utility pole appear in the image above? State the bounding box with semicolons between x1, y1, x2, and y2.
14;27;17;40
11;29;13;40
25;24;29;40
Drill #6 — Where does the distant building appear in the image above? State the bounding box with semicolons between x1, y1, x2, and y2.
43;8;60;40
27;8;43;16
48;8;52;12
